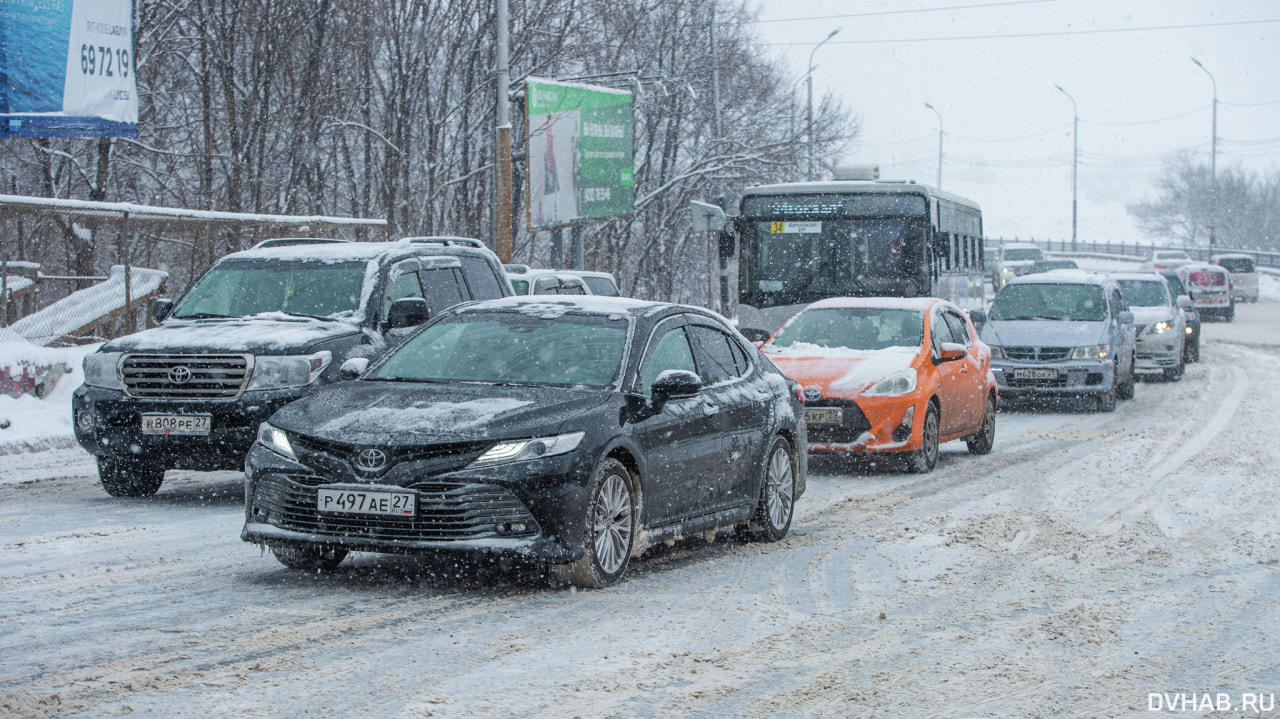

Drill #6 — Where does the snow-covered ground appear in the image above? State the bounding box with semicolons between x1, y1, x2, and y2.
2;266;1279;717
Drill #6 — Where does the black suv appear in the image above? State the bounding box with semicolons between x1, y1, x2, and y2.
73;237;513;497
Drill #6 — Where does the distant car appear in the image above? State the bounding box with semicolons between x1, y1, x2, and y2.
1142;269;1201;363
1212;253;1259;303
1112;272;1188;381
979;272;1137;412
1178;263;1234;321
1026;258;1079;274
991;243;1045;287
761;297;997;473
241;296;805;587
1141;250;1193;271
504;267;592;296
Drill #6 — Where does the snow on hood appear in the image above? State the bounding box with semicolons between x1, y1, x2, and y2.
1130;306;1176;325
273;381;608;444
101;315;361;354
980;320;1106;349
766;346;919;394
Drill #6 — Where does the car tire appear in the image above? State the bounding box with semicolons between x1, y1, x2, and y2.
98;457;165;498
1163;354;1185;382
1224;301;1235;322
905;403;940;473
748;437;796;542
270;544;348;571
551;458;635;589
966;393;996;455
1187;336;1200;363
1116;355;1135;401
1098;380;1118;412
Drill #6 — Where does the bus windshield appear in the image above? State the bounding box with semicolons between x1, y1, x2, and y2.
742;218;926;307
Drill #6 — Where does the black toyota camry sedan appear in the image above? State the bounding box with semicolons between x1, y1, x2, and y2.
241;296;807;587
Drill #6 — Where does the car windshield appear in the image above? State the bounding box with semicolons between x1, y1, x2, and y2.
371;311;628;387
1003;248;1042;261
1217;257;1255;272
1156;251;1190;260
1116;279;1169;307
990;283;1108;322
173;260;367;320
770;307;923;351
1160;273;1187;296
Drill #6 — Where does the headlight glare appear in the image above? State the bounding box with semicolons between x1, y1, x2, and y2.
1071;344;1109;360
1148;320;1173;335
83;352;123;389
257;422;296;461
864;368;918;397
470;431;585;468
247;351;331;390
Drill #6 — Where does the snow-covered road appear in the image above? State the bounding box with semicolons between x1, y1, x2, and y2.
3;299;1279;718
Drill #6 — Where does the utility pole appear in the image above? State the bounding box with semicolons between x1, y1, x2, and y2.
494;0;513;262
1055;84;1078;252
806;28;841;181
1191;57;1218;252
924;103;943;188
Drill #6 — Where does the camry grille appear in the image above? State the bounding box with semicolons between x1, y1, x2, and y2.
121;353;251;399
254;474;538;541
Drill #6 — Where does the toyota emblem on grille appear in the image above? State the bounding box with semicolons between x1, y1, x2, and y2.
804;387;822;402
354;448;388;472
168;366;193;385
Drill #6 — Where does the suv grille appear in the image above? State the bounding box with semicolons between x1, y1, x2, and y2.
1003;346;1071;362
255;474;538;541
121;354;251;399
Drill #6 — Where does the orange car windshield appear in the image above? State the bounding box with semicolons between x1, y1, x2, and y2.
771;308;923;351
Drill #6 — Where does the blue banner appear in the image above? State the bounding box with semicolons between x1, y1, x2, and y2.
1;0;138;138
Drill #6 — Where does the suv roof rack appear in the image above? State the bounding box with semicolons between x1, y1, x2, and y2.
253;238;351;249
399;236;487;249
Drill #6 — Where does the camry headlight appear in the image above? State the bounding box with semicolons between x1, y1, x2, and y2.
83;352;123;389
863;368;918;397
257;422;297;461
247;351;331;391
1071;344;1109;360
988;345;1004;359
469;431;585;468
1147;320;1173;335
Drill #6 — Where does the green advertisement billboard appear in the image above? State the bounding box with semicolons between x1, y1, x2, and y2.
526;77;634;230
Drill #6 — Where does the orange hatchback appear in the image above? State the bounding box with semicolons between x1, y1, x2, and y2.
761;297;997;472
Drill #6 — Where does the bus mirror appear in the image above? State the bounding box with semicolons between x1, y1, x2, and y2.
718;228;735;259
968;309;987;328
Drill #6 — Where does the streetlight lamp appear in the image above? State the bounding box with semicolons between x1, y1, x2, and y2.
923;103;942;188
1054;84;1078;252
806;27;841;180
1191;57;1218;252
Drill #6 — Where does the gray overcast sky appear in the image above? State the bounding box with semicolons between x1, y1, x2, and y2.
750;0;1280;246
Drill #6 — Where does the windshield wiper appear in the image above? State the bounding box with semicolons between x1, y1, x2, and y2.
280;311;339;322
172;312;231;320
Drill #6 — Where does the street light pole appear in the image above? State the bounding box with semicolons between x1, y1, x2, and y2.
806;27;841;181
923;103;942;188
1191;57;1218;252
1054;84;1078;252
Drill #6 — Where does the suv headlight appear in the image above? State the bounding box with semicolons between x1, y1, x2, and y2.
988;345;1004;359
257;422;297;461
247;351;331;391
469;431;585;468
83;352;123;389
863;368;918;397
1071;344;1109;360
1147;320;1173;335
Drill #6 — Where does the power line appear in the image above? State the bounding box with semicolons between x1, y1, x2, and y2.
753;0;1057;25
1081;106;1210;127
762;17;1280;46
1220;98;1280;107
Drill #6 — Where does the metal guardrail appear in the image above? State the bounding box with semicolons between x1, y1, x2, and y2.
989;238;1280;269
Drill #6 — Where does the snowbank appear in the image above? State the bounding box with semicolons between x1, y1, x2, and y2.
0;339;94;455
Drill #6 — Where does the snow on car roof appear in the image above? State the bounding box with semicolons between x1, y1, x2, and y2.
455;295;663;316
804;296;942;312
1004;269;1107;286
230;240;481;263
1109;272;1168;283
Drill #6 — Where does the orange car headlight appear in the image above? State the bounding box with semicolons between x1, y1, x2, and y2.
864;368;918;397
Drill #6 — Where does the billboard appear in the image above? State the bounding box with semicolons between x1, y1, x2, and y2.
1;0;138;138
526;77;633;230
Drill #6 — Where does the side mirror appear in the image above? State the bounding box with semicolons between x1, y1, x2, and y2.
1118;310;1134;325
739;327;771;344
936;342;967;363
650;369;702;413
968;309;987;329
151;298;174;324
1176;295;1192;310
339;357;370;380
387;297;429;329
